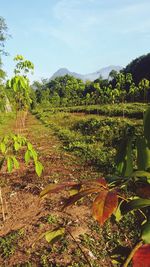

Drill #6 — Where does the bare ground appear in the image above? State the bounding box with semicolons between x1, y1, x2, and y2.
0;114;112;267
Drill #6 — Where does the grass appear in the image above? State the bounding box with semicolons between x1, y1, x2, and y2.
0;106;146;266
0;112;15;137
35;102;149;119
0;229;24;258
33;108;143;173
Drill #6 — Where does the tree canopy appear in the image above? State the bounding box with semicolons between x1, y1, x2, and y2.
123;53;150;85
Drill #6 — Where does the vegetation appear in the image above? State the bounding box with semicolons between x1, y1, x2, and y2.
38;103;148;119
33;69;150;108
1;16;150;267
41;106;150;267
33;108;144;174
123;53;150;84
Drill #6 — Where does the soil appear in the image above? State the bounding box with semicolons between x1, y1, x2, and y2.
0;114;111;267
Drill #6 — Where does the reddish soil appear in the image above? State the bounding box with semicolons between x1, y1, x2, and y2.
0;114;111;267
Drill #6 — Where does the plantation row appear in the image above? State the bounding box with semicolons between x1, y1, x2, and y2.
34;70;150;108
33;108;143;174
38;103;149;119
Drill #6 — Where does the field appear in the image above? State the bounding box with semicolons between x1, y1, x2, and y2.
40;103;148;119
33;106;144;173
0;103;148;267
1;5;150;266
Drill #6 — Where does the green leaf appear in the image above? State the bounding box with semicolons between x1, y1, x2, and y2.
25;150;31;164
0;157;5;170
144;107;150;146
7;157;14;173
115;139;133;177
137;137;150;171
114;200;124;222
35;161;43;177
132;171;150;183
14;141;20;151
121;198;150;214
45;228;65;244
30;149;37;162
69;186;80;196
12;157;19;169
0;142;6;154
19;77;27;89
132;171;150;179
27;142;33;151
142;221;150;244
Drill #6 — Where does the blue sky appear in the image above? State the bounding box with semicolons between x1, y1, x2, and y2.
1;0;150;81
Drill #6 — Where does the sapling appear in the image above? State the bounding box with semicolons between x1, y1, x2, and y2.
0;55;43;223
7;55;34;132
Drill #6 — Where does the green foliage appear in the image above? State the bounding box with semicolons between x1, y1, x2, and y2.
115;139;133;177
34;109;143;173
0;133;43;176
41;103;148;119
40;106;150;266
7;55;34;112
0;230;24;258
35;160;44;177
44;228;65;244
0;16;8;55
144;107;150;146
46;214;58;224
34;68;150;108
73;118;101;135
123;53;150;84
142;221;150;244
121;198;150;214
137;137;150;171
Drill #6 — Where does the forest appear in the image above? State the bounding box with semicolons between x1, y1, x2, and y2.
0;15;150;267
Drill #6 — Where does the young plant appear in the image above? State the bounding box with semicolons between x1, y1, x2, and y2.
0;129;43;222
0;133;43;176
7;55;34;130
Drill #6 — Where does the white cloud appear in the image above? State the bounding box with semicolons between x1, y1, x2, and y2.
33;0;150;49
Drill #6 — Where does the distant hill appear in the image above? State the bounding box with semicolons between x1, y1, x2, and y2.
123;53;150;84
51;65;122;81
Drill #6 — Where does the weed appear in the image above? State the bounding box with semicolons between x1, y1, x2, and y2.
46;214;58;224
0;229;24;258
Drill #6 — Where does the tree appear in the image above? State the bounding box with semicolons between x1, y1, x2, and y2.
50;92;60;107
139;78;150;102
123;53;150;84
0;17;8;81
0;17;8;111
128;82;138;102
0;16;8;55
114;73;133;103
7;55;34;129
47;75;85;107
109;69;118;80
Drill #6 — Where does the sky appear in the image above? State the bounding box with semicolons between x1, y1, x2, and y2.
1;0;150;81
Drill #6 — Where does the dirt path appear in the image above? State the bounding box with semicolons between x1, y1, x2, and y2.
0;114;111;267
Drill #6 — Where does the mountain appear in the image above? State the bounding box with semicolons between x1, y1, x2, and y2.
51;65;122;81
